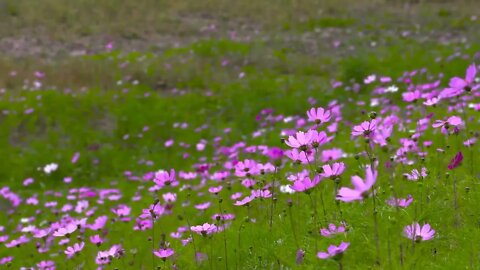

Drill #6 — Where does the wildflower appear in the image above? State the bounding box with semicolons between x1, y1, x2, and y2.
190;223;217;236
320;223;346;237
90;235;104;246
352;120;377;137
320;162;346;179
153;169;178;187
290;175;322;193
386;195;413;208
448;152;463;170
284;130;316;150
403;223;435;242
307;107;331;124
37;260;55;270
448;63;477;92
64;242;85;258
337;166;377;202
153;248;175;260
432;116;463;129
317;242;350;259
403;168;428;181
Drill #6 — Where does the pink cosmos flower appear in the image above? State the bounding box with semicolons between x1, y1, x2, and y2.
432;116;463;129
386;195;413;208
403;168;428;181
234;159;260;177
64;242;85;258
285;149;313;164
448;152;463;170
337;166;377;202
317;242;350;259
153;248;175;260
90;235;104;246
208;186;223;194
234;196;254;206
321;148;343;162
290;175;322;193
307;107;331;124
402;90;421;102
154;169;178;187
320;223;346;237
37;260;55;270
284;130;316;149
351;120;377;137
53;223;77;237
0;256;13;265
251;189;272;198
448;63;478;91
320;162;346;179
403;223;435;241
190;223;217;236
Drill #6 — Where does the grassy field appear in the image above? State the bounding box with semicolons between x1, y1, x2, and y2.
1;0;480;269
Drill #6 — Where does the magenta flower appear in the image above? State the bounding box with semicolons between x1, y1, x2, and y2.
0;256;13;265
64;242;85;258
337;166;377;202
153;248;175;260
90;235;104;246
307;107;331;124
320;223;346;237
448;152;463;170
234;159;260;177
321;162;346;179
285;149;313;164
284;130;315;150
290;175;322;193
432;116;463;129
448;63;477;91
317;242;350;259
5;235;30;248
386;195;413;208
351;120;376;137
403;223;435;242
190;223;218;236
208;186;223;194
403;168;427;181
37;260;55;270
153;169;178;187
234;196;254;206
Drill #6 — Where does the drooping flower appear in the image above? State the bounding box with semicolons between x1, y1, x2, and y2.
447;152;463;170
317;242;350;259
403;223;435;242
337;166;377;202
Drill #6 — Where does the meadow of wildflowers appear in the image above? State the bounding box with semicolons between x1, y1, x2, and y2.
1;1;480;270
